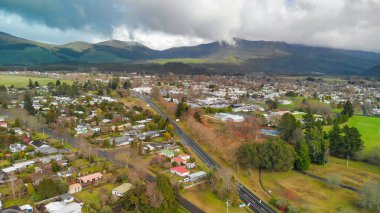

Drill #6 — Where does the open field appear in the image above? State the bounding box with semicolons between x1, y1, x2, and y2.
323;115;380;152
182;184;250;213
347;116;380;151
119;96;155;112
309;157;380;189
0;74;72;87
261;170;368;213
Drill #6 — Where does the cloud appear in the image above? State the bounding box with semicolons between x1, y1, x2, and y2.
0;0;379;51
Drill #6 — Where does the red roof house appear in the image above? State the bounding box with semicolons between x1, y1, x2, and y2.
170;166;190;177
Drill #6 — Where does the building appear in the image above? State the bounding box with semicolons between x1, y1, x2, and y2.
112;183;134;197
112;136;134;146
58;193;74;203
178;154;191;161
187;171;207;182
214;113;245;122
45;202;82;213
19;204;33;212
0;121;8;128
9;143;26;153
170;166;190;177
159;149;174;158
2;161;35;174
76;172;103;184
171;157;186;165
68;183;82;194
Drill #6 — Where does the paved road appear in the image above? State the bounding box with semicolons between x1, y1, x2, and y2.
132;92;276;213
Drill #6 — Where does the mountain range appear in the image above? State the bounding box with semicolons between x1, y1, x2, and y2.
0;31;380;76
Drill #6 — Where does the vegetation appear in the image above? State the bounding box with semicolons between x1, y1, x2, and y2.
358;181;380;210
236;138;295;171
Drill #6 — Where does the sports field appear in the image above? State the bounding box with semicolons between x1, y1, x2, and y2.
0;74;72;87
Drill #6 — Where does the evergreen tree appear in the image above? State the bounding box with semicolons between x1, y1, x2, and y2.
56;79;61;86
341;100;354;117
328;123;343;156
34;81;40;87
294;138;311;170
23;92;36;115
278;113;298;142
28;78;34;89
342;125;363;164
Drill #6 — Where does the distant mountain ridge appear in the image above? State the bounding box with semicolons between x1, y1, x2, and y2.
0;31;380;76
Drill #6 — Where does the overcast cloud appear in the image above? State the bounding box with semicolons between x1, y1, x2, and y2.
0;0;379;51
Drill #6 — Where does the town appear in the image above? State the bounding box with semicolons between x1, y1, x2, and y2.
0;71;378;213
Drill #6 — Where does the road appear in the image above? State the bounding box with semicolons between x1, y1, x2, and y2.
132;92;276;213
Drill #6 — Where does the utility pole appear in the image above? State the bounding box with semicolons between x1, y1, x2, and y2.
226;199;229;213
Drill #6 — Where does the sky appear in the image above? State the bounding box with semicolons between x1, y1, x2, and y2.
0;0;379;51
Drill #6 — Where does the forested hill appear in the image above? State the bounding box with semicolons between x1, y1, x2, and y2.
1;31;380;76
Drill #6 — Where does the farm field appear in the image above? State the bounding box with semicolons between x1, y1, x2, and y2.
0;74;72;87
261;170;368;213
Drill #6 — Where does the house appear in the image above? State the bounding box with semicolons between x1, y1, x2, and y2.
171;157;186;165
214;113;245;122
58;193;74;203
112;183;135;197
2;161;35;174
170;166;190;177
0;121;7;128
19;204;33;212
112;136;134;146
185;162;196;169
36;146;58;155
76;172;103;184
159;149;174;158
9;143;26;153
68;183;82;194
178;154;191;161
187;171;207;182
31;140;47;149
57;169;73;178
45;202;82;213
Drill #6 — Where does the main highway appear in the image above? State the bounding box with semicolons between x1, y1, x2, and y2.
132;92;276;213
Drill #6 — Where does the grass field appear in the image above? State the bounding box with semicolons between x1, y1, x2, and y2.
0;74;72;87
323;115;380;152
182;184;250;213
309;157;380;189
261;170;368;213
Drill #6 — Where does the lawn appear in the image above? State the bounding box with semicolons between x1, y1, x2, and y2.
74;183;117;210
32;132;49;140
3;198;32;208
0;74;72;87
323;115;380;152
308;157;380;189
0;159;11;168
182;184;250;213
347;116;380;151
261;170;368;213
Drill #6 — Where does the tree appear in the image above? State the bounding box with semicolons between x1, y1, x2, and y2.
51;160;61;172
328;123;343;156
193;112;202;123
23;92;36;115
36;179;59;199
265;99;278;110
56;79;61;86
156;174;178;212
341;100;354;117
294;138;311;171
28;78;34;89
175;99;189;118
342;125;363;166
163;132;171;141
278;113;298;143
34;81;40;87
14;118;21;127
27;183;35;195
358;181;380;210
123;81;131;89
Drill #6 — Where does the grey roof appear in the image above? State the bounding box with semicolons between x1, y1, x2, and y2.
59;193;73;200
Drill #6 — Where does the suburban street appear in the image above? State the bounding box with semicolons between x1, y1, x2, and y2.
132;92;276;213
